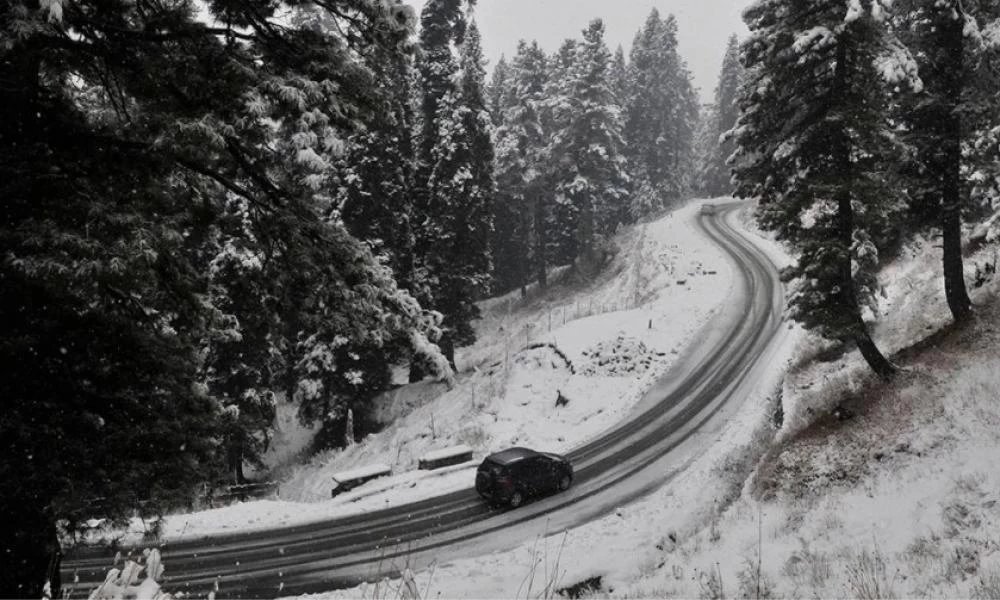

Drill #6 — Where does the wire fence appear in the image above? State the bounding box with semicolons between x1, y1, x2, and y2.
463;292;647;375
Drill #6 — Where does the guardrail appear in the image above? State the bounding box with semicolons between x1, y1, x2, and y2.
330;464;391;498
418;444;474;470
207;481;280;507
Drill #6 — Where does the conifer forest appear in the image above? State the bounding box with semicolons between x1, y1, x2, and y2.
2;0;999;597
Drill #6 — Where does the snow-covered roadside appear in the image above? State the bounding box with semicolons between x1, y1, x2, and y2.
80;201;736;546
288;204;1000;600
287;200;805;600
617;295;1000;598
608;223;1000;598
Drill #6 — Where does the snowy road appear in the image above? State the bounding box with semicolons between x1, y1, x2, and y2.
61;203;784;599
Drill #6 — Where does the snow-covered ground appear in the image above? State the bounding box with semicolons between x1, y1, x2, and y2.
280;200;800;599
613;249;1000;600
88;200;1000;600
286;206;1000;600
87;201;737;544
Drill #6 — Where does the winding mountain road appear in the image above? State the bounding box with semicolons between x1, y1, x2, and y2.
62;202;785;599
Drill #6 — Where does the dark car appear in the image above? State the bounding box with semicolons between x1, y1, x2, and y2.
475;447;573;507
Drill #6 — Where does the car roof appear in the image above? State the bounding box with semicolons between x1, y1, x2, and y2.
485;447;539;465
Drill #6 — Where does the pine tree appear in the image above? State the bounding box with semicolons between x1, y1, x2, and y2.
543;39;582;266
494;40;550;293
733;0;920;377
895;0;1000;323
624;10;700;218
548;20;630;274
0;0;442;593
702;34;744;197
610;45;629;106
416;6;495;365
487;55;511;126
340;40;419;292
693;102;719;196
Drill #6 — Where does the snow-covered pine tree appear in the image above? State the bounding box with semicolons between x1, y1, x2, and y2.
417;0;468;167
701;34;744;197
610;45;629;107
968;15;1000;215
416;7;495;365
894;0;1000;323
693;102;719;197
339;37;419;292
1;0;445;593
543;38;582;266
734;0;920;377
625;10;700;219
546;20;630;275
200;197;282;484
494;40;550;294
487;55;511;127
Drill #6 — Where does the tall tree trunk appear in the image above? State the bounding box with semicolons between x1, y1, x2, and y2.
854;324;896;377
439;334;457;370
837;180;895;377
2;509;59;598
533;192;547;288
408;358;427;383
834;35;895;378
576;195;595;275
942;205;972;321
227;444;246;484
941;8;973;323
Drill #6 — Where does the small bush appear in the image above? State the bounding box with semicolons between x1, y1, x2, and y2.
845;542;897;600
901;532;943;574
737;556;775;599
783;538;832;592
558;576;602;599
942;541;981;583
971;570;1000;599
698;565;725;600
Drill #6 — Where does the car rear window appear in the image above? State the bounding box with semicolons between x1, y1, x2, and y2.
479;460;507;476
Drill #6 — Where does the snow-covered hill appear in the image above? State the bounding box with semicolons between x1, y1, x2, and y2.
87;200;1000;600
288;206;1000;599
90;201;735;543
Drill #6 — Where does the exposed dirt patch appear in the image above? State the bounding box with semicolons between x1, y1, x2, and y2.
753;300;1000;503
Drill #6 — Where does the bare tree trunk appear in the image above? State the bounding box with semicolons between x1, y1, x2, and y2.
941;9;973;323
533;191;548;289
439;334;457;371
854;323;896;377
942;206;972;321
408;359;426;383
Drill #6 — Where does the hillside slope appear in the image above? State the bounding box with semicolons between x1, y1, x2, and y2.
80;202;735;544
292;207;1000;600
615;233;1000;598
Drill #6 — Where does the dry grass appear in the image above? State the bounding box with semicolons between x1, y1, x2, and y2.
782;537;832;594
971;570;1000;600
845;541;897;600
737;555;776;599
697;564;726;600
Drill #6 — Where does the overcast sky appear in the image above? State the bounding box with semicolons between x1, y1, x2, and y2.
407;0;752;104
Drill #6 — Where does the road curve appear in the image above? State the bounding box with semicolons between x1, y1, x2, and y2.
62;202;784;599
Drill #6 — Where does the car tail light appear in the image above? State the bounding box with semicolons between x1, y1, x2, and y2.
497;476;513;488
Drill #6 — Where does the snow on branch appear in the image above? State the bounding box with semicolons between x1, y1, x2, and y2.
875;37;922;92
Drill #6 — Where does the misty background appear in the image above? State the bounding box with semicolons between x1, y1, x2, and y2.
407;0;751;103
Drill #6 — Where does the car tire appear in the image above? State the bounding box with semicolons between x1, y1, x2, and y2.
558;474;572;491
509;491;524;508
